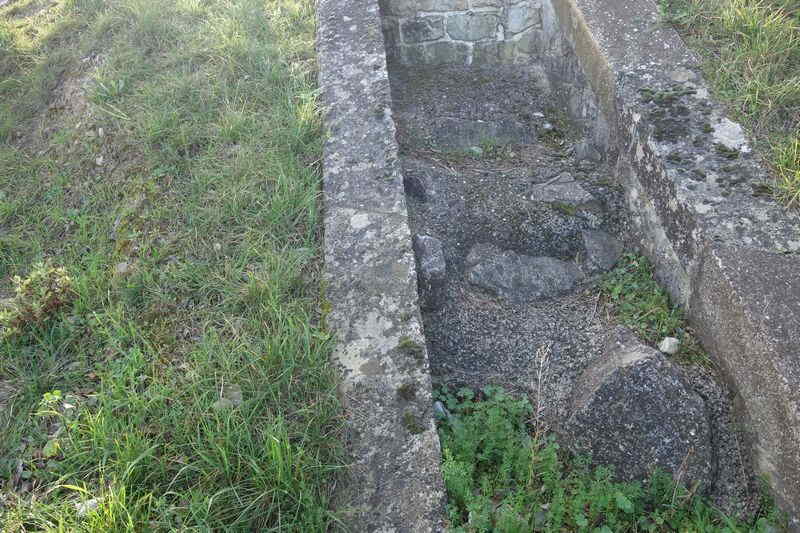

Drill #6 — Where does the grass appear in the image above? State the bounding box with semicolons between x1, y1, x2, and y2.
659;0;800;207
601;254;710;366
435;386;785;532
0;0;343;530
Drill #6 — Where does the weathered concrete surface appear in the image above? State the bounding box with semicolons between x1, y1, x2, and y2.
548;0;800;523
316;0;444;529
561;327;714;490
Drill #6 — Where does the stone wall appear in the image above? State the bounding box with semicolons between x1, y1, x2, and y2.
379;0;544;66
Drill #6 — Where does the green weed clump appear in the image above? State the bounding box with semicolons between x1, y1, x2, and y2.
0;263;74;338
436;386;784;532
600;254;709;365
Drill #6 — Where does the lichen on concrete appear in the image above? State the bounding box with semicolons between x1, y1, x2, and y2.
316;0;444;529
550;0;800;524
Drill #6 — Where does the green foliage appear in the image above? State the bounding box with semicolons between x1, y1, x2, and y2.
600;254;681;343
0;263;75;338
600;254;709;365
436;386;785;532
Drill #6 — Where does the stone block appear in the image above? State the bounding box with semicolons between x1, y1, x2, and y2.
446;13;499;41
507;3;541;34
425;41;471;65
561;327;714;489
401;16;445;43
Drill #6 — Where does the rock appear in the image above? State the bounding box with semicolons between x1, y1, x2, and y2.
446;13;499;42
581;229;623;273
659;336;680;355
115;262;132;276
433;400;451;421
468;146;484;157
413;235;446;309
530;173;594;205
573;140;604;164
560;327;714;490
402;160;435;202
466;243;581;303
212;398;235;411
401;16;444;43
76;498;101;517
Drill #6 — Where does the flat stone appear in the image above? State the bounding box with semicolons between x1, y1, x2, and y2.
561;327;714;490
466;243;581;303
581;229;623;274
413;234;446;309
401;17;444;43
446;13;499;41
530;173;594;204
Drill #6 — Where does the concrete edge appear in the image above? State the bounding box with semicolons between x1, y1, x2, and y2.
316;0;445;531
552;0;800;524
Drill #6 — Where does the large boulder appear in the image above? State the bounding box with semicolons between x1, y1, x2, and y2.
560;327;715;490
465;243;581;303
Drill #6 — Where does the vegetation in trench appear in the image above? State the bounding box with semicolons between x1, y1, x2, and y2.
0;0;342;530
659;0;800;207
601;253;709;366
435;386;785;532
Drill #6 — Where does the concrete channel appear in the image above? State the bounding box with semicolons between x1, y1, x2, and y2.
316;0;800;530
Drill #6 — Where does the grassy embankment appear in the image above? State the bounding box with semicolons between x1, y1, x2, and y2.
662;0;800;206
0;0;343;530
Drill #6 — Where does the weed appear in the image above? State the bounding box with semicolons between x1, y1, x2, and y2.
549;201;577;216
601;254;710;366
0;263;75;339
435;386;785;532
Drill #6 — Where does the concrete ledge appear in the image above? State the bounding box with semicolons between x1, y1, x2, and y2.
552;0;800;524
316;0;445;530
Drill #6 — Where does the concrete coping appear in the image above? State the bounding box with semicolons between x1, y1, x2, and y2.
316;0;444;531
553;0;800;525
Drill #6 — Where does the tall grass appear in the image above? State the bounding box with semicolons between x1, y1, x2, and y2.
0;0;342;530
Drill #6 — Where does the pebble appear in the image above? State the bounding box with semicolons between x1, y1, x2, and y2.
115;262;132;276
659;337;680;355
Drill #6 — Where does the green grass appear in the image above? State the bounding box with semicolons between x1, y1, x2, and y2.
601;254;710;366
436;386;785;532
0;0;342;530
659;0;800;207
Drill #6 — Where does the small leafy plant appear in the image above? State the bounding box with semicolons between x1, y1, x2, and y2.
435;386;785;532
600;253;708;365
0;263;75;338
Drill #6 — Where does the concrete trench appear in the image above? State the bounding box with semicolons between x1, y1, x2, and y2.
316;0;800;530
